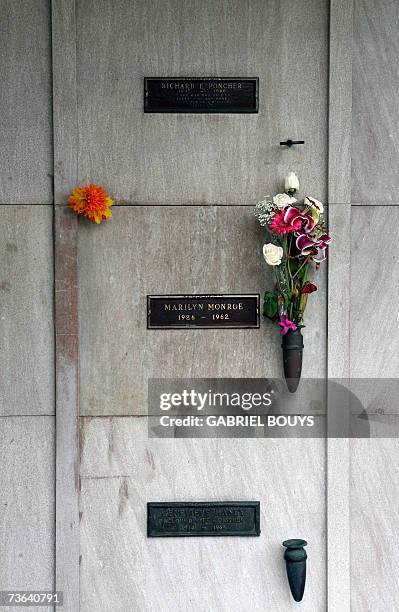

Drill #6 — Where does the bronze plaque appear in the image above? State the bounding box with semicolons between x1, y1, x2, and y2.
147;502;260;537
144;77;259;113
147;294;259;329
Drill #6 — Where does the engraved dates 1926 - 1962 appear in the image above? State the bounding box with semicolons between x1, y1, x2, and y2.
147;295;259;329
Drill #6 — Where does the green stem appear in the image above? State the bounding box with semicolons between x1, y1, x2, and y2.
273;266;283;296
297;264;309;323
287;235;294;290
292;255;311;279
288;235;294;321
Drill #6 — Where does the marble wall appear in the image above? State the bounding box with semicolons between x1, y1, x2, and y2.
0;417;54;608
350;1;399;609
79;418;326;612
0;207;54;415
78;206;326;416
0;1;53;204
0;209;55;604
0;1;55;604
352;0;399;204
1;0;398;610
75;0;328;204
74;1;329;609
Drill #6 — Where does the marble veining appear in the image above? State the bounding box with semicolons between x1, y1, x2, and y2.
80;417;326;611
0;206;54;416
78;206;327;416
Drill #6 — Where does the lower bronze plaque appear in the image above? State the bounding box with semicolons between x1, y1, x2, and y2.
147;294;259;329
147;502;260;537
144;77;258;113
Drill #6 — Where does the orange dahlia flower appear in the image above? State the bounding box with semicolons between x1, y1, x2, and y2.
68;184;113;224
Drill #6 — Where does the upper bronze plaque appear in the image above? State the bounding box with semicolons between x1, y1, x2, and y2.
144;77;259;113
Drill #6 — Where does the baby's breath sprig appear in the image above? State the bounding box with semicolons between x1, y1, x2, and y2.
254;198;276;226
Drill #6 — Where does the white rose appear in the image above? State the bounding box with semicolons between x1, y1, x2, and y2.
263;243;283;266
284;171;300;192
305;196;324;214
273;193;297;209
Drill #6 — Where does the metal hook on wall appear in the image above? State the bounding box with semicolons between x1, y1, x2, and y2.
280;139;305;147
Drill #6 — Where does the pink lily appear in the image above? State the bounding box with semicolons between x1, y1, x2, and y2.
278;314;297;335
284;206;315;233
296;233;331;262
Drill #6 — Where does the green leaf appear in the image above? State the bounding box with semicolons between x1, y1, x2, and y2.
287;258;301;274
263;291;278;320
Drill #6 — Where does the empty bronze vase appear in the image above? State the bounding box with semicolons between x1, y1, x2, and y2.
283;539;307;602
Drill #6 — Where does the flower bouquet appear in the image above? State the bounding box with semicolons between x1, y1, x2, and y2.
254;172;331;392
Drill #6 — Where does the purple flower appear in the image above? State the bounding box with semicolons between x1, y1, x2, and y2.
296;233;331;262
278;314;297;335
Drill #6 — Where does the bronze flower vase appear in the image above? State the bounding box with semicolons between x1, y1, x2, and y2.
283;539;308;602
281;328;304;393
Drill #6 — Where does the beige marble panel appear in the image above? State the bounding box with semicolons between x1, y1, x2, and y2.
352;0;399;204
350;206;399;418
350;206;399;379
79;417;326;611
0;417;54;611
327;3;353;608
0;1;52;203
78;206;326;415
351;438;399;612
76;0;328;204
0;206;54;416
52;1;81;607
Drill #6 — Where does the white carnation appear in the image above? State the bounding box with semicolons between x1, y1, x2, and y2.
273;193;297;209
